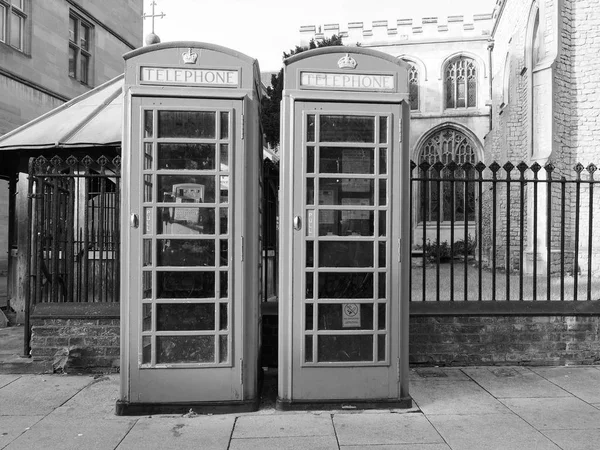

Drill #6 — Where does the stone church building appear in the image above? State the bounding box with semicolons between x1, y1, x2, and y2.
300;0;600;274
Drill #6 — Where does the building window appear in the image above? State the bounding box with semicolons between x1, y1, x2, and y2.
445;56;477;109
69;13;93;85
408;64;419;111
418;128;476;222
0;0;27;52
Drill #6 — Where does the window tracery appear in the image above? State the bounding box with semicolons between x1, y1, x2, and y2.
445;56;477;109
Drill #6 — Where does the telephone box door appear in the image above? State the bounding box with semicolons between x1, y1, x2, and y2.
291;101;401;400
127;96;244;403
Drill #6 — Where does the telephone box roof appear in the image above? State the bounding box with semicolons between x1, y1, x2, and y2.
0;75;124;151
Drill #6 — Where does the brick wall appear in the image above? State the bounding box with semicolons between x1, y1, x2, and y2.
30;303;119;373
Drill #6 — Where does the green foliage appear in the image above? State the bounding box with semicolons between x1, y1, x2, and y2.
415;236;477;263
261;35;345;148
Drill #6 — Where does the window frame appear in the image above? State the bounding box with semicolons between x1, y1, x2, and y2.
444;56;478;110
69;11;94;86
0;0;28;53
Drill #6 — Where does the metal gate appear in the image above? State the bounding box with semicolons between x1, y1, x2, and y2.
25;154;121;349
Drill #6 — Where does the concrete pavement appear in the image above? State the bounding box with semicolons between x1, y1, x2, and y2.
1;366;600;449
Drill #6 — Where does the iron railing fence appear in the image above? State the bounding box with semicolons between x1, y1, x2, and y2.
26;155;121;306
409;160;600;306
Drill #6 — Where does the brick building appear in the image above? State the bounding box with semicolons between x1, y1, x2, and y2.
0;0;143;318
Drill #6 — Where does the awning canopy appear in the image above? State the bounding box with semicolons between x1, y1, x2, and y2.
0;75;123;151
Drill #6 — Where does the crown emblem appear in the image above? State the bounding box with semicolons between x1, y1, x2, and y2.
337;53;357;70
182;48;198;64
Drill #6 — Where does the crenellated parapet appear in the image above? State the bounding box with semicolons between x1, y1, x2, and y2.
300;14;494;46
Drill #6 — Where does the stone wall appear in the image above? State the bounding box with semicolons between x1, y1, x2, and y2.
30;303;120;373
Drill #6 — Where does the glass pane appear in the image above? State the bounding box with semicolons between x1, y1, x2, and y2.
219;303;228;330
379;179;387;206
219;335;228;363
220;208;228;234
379;148;387;174
306;241;313;267
156;303;215;331
157;239;215;266
220;176;229;203
68;46;76;77
318;303;373;330
379;211;386;237
319;148;374;174
379;241;386;268
306;146;314;174
157;271;215;298
306;178;314;205
142;336;151;364
144;142;153;168
157;111;216;138
144;207;152;234
144;175;153;202
306;272;313;298
80;24;90;50
69;16;76;42
307;114;315;141
318;335;373;362
143;239;152;266
220;239;228;266
220;271;228;297
379;273;386;299
319;115;374;142
220;144;229;171
319;179;374;205
158;175;215;203
157;207;215;235
318;272;373;299
319;210;373;236
378;335;386;361
220;111;229;139
142;303;152;331
157;143;215;170
11;0;23;8
80;53;89;84
379;116;388;143
10;12;21;49
156;336;215;364
378;303;386;330
143;271;152;298
305;303;313;330
319;241;373;267
305;335;313;363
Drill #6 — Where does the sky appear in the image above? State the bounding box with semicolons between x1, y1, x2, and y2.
142;0;498;72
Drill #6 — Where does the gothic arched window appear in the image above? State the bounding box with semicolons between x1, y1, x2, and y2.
418;128;477;222
409;64;419;111
445;56;477;109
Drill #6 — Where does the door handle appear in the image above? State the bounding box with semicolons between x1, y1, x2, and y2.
293;216;302;231
130;213;139;229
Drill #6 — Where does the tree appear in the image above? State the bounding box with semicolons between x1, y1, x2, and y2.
261;35;345;149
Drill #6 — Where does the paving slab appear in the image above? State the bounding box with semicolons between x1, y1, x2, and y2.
541;429;600;450
411;379;511;415
333;413;444;446
410;368;471;382
117;415;234;450
463;367;570;398
0;375;19;389
341;445;450;450
56;375;119;417
531;367;600;403
0;415;44;449
229;436;339;450
501;397;600;430
4;411;136;450
0;374;92;415
427;412;561;450
233;413;335;438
